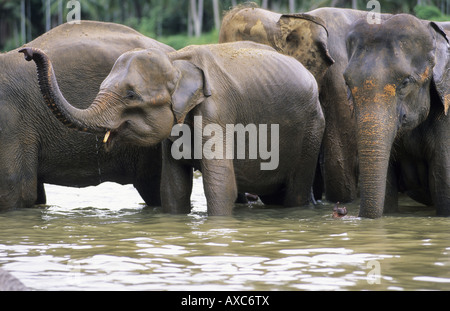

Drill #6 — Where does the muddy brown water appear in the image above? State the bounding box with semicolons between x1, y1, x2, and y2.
0;175;449;291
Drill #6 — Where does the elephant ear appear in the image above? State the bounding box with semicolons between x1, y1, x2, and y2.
277;13;334;80
430;22;450;115
170;60;212;124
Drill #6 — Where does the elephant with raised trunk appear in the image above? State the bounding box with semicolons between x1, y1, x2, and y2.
21;41;325;216
344;14;450;218
0;21;174;211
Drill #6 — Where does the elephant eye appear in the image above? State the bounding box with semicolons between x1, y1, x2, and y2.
400;76;415;89
125;90;140;100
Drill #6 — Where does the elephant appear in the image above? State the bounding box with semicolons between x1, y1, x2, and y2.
220;5;395;204
219;3;335;87
343;14;450;218
441;22;450;31
21;41;325;216
0;21;174;211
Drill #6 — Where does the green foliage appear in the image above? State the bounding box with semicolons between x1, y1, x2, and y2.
431;15;450;21
414;5;443;19
2;0;450;52
414;4;450;21
157;30;220;51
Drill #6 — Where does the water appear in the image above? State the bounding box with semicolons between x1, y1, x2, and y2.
0;176;449;291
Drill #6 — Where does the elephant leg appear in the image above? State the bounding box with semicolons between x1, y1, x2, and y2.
320;76;358;203
430;171;450;216
201;159;237;216
0;149;39;211
35;182;47;205
429;152;450;216
283;173;313;207
135;176;161;207
383;161;398;214
134;163;162;207
284;107;325;207
134;145;162;207
312;158;324;201
160;140;193;214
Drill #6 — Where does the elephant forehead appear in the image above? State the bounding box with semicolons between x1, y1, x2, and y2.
351;81;397;106
103;50;177;88
350;15;433;52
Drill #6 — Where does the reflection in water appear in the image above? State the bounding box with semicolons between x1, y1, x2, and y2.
0;177;449;290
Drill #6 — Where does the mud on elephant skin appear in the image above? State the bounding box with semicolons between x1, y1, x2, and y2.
219;3;335;89
344;14;450;218
220;6;395;205
22;41;325;216
0;21;174;211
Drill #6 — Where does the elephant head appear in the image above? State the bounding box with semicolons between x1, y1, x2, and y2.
275;13;335;83
20;47;211;150
219;7;334;85
343;14;449;218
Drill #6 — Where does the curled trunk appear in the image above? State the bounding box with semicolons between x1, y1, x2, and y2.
19;47;110;134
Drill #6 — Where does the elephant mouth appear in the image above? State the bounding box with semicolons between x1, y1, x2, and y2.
102;121;131;152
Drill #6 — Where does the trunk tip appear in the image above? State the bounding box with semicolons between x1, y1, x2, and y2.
19;47;44;62
19;47;35;61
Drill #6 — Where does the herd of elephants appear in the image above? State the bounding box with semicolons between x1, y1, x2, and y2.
0;4;449;219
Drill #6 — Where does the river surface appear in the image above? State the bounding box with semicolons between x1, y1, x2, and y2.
0;175;449;291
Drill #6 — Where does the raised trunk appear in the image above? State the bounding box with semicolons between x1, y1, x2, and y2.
19;47;109;134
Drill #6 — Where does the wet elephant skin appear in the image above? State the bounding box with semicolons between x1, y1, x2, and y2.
23;42;325;216
0;21;174;211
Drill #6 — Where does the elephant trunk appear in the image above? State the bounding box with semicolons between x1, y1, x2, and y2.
19;47;111;134
356;102;397;219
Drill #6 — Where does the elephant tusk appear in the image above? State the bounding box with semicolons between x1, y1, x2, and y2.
103;131;111;143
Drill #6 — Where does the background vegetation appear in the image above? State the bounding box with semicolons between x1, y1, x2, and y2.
1;0;449;52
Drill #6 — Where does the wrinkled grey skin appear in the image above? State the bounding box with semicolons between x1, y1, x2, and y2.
220;6;394;204
23;41;325;216
440;22;450;32
0;21;173;211
344;14;450;218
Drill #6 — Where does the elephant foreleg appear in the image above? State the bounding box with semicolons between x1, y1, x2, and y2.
201;159;237;216
0;165;39;210
35;182;47;205
284;105;325;207
429;152;450;216
160;140;193;214
383;161;398;214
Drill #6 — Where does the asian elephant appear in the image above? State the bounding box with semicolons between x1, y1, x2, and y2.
219;4;335;87
219;5;393;204
0;21;174;211
21;41;325;216
440;22;450;32
344;14;450;218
